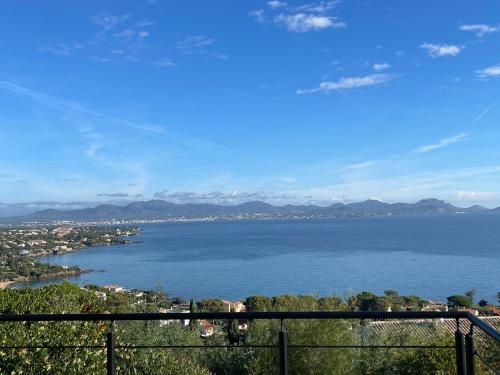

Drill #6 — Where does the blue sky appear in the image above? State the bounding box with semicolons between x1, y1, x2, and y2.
1;1;500;207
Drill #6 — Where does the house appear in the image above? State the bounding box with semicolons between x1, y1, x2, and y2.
422;300;448;312
485;306;500;315
222;300;246;313
199;320;214;337
103;284;124;293
52;227;73;236
159;308;190;327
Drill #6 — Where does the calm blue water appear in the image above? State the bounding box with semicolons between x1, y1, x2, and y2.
25;214;500;302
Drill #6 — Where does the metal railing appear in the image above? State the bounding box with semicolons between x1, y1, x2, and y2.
1;311;498;374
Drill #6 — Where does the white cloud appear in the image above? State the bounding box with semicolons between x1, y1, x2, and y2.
152;57;175;67
413;133;469;153
38;44;72;56
113;29;136;39
249;9;266;23
254;1;345;32
453;191;500;201
297;73;395;94
459;24;498;37
175;35;216;54
97;192;129;198
274;13;345;32
267;1;287;9
138;31;149;39
90;13;130;30
299;165;500;206
476;64;500;79
136;20;155;27
420;43;463;57
85;143;104;157
153;190;298;204
344;160;378;170
373;63;390;71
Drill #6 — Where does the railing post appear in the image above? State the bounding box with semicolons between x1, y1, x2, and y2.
465;325;475;375
107;320;115;375
279;319;288;375
455;319;465;375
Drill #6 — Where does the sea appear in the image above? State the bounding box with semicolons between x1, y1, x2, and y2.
24;213;500;303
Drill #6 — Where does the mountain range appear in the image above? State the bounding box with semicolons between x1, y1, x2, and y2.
3;198;499;223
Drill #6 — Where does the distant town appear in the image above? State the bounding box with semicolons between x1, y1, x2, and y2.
1;198;499;225
0;225;139;287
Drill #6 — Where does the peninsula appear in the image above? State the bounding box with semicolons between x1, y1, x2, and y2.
0;225;139;287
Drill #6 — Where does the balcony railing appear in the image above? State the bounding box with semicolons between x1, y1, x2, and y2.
0;310;498;374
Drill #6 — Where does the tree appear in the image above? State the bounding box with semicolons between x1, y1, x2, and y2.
0;283;211;375
197;298;225;312
245;295;272;312
356;292;389;311
226;313;240;346
447;295;472;308
465;289;476;303
478;299;488;307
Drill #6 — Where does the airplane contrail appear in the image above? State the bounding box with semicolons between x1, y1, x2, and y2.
0;80;228;153
472;103;495;124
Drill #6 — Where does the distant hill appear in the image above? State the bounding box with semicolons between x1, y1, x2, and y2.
7;198;495;223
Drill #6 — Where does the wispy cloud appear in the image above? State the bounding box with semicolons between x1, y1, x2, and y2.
459;24;498;37
267;1;287;9
344;160;378;170
476;64;500;79
249;9;266;23
296;1;341;13
38;43;73;56
97;192;129;198
420;43;463;57
453;190;500;201
0;80;226;152
153;190;298;204
252;1;345;32
152;57;175;67
373;63;390;71
274;13;345;32
413;133;469;153
300;165;500;205
85;143;104;157
136;20;155;27
175;35;216;54
90;13;130;30
297;73;396;94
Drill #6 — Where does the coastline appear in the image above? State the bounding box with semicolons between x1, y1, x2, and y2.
0;226;139;289
0;280;14;289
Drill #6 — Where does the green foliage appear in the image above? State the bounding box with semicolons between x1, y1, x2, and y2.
245;295;272;312
447;294;473;308
117;321;209;375
0;282;107;375
197;298;225;312
243;295;357;375
1;284;491;374
355;291;389;311
0;283;210;375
